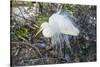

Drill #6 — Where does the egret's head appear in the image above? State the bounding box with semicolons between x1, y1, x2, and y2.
40;22;49;30
35;22;49;37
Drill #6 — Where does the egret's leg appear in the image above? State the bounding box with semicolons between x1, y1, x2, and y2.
58;35;64;58
59;43;63;57
64;35;73;54
51;36;58;57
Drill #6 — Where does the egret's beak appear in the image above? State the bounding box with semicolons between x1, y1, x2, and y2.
35;28;43;37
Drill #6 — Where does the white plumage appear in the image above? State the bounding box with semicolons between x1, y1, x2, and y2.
36;10;80;37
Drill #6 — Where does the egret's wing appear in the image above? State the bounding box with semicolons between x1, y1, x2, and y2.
59;11;80;36
61;10;78;22
56;10;78;27
61;24;80;36
57;15;80;36
48;10;80;36
64;13;79;29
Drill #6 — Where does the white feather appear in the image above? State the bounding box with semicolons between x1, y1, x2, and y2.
40;10;80;37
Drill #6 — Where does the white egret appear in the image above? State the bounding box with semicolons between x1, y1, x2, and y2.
35;10;80;37
35;10;80;58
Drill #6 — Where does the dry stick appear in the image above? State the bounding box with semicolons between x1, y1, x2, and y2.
23;7;34;20
18;7;33;24
12;12;33;23
13;7;33;23
23;3;41;28
14;47;21;56
18;35;28;42
11;42;45;64
13;12;38;31
18;6;39;27
13;8;39;29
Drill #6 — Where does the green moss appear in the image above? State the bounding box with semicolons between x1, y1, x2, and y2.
16;27;29;38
